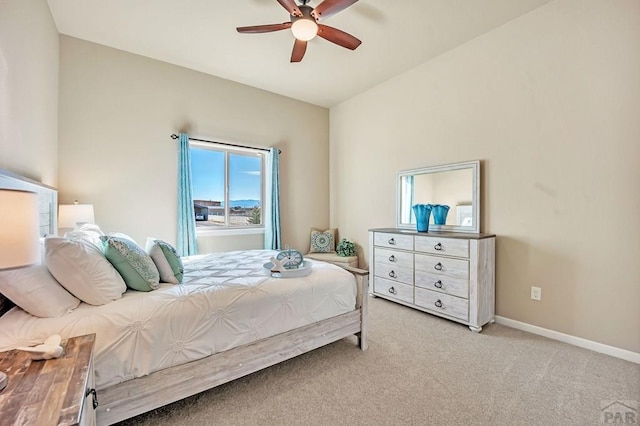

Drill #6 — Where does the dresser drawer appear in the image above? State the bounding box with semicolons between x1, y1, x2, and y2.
375;262;413;285
374;277;413;304
415;288;469;321
415;236;469;258
375;247;413;269
369;230;495;332
374;232;413;251
415;271;469;299
415;254;469;280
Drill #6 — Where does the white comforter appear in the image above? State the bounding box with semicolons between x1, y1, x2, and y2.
0;250;356;389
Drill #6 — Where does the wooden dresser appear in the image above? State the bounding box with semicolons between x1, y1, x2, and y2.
369;228;495;332
0;334;97;426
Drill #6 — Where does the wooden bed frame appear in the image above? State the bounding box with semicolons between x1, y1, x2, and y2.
96;267;369;425
0;169;370;425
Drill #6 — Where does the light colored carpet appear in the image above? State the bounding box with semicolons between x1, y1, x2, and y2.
116;297;639;425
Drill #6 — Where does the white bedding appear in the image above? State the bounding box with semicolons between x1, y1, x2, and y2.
0;250;356;389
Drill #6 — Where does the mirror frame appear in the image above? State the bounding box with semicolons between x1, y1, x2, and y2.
396;160;480;234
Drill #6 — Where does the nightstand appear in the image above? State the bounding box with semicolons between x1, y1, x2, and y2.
0;334;97;426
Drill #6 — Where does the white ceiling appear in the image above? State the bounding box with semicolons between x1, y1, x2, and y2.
47;0;552;108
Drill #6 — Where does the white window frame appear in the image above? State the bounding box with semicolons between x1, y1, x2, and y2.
190;141;266;236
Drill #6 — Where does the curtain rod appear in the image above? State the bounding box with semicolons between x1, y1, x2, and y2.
170;134;280;154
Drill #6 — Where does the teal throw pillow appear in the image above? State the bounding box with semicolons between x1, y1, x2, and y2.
101;236;160;292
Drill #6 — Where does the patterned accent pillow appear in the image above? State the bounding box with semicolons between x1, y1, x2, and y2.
309;228;336;253
145;238;184;284
101;236;160;292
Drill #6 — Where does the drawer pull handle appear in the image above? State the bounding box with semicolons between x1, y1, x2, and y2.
435;299;443;308
389;270;397;278
434;262;443;271
389;286;397;295
434;280;443;289
86;388;99;410
434;243;443;251
388;238;396;245
389;255;397;262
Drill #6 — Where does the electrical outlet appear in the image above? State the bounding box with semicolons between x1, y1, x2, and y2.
531;286;542;301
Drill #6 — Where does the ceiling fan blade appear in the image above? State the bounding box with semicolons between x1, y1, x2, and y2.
311;0;359;21
317;24;362;50
236;22;292;34
290;39;307;62
277;0;302;17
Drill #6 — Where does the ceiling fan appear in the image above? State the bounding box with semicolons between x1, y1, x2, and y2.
236;0;362;63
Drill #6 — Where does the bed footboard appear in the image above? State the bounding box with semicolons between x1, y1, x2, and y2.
96;266;369;425
342;265;369;351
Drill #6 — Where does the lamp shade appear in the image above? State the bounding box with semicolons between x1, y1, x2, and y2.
0;189;40;270
58;203;95;229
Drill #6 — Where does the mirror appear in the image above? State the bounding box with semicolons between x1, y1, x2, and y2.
397;160;480;233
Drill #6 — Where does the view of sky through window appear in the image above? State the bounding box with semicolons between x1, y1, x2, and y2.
190;148;261;207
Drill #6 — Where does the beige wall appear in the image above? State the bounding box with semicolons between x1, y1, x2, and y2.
414;169;473;226
58;36;329;251
0;0;58;185
330;0;640;353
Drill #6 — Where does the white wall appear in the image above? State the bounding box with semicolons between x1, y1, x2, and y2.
330;0;640;353
0;0;58;185
58;36;329;251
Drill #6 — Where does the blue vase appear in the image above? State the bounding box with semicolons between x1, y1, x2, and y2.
432;204;450;225
412;204;432;232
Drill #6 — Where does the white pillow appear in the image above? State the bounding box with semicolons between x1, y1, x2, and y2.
0;265;80;317
146;238;184;284
45;236;126;305
64;223;105;250
109;232;137;243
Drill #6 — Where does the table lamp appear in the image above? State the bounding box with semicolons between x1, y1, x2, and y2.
0;189;40;391
58;200;95;234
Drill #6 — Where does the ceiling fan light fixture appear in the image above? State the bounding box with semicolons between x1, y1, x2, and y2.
236;0;361;62
291;18;318;41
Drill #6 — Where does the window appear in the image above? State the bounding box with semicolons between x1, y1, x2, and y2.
190;142;265;230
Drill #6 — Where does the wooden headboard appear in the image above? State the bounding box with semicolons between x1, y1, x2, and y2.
0;169;58;237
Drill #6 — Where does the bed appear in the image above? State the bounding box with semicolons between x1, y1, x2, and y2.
0;170;369;425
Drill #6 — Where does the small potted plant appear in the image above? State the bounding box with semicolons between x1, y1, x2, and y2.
336;238;356;257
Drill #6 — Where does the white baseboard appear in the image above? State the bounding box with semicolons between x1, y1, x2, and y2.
494;316;640;364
